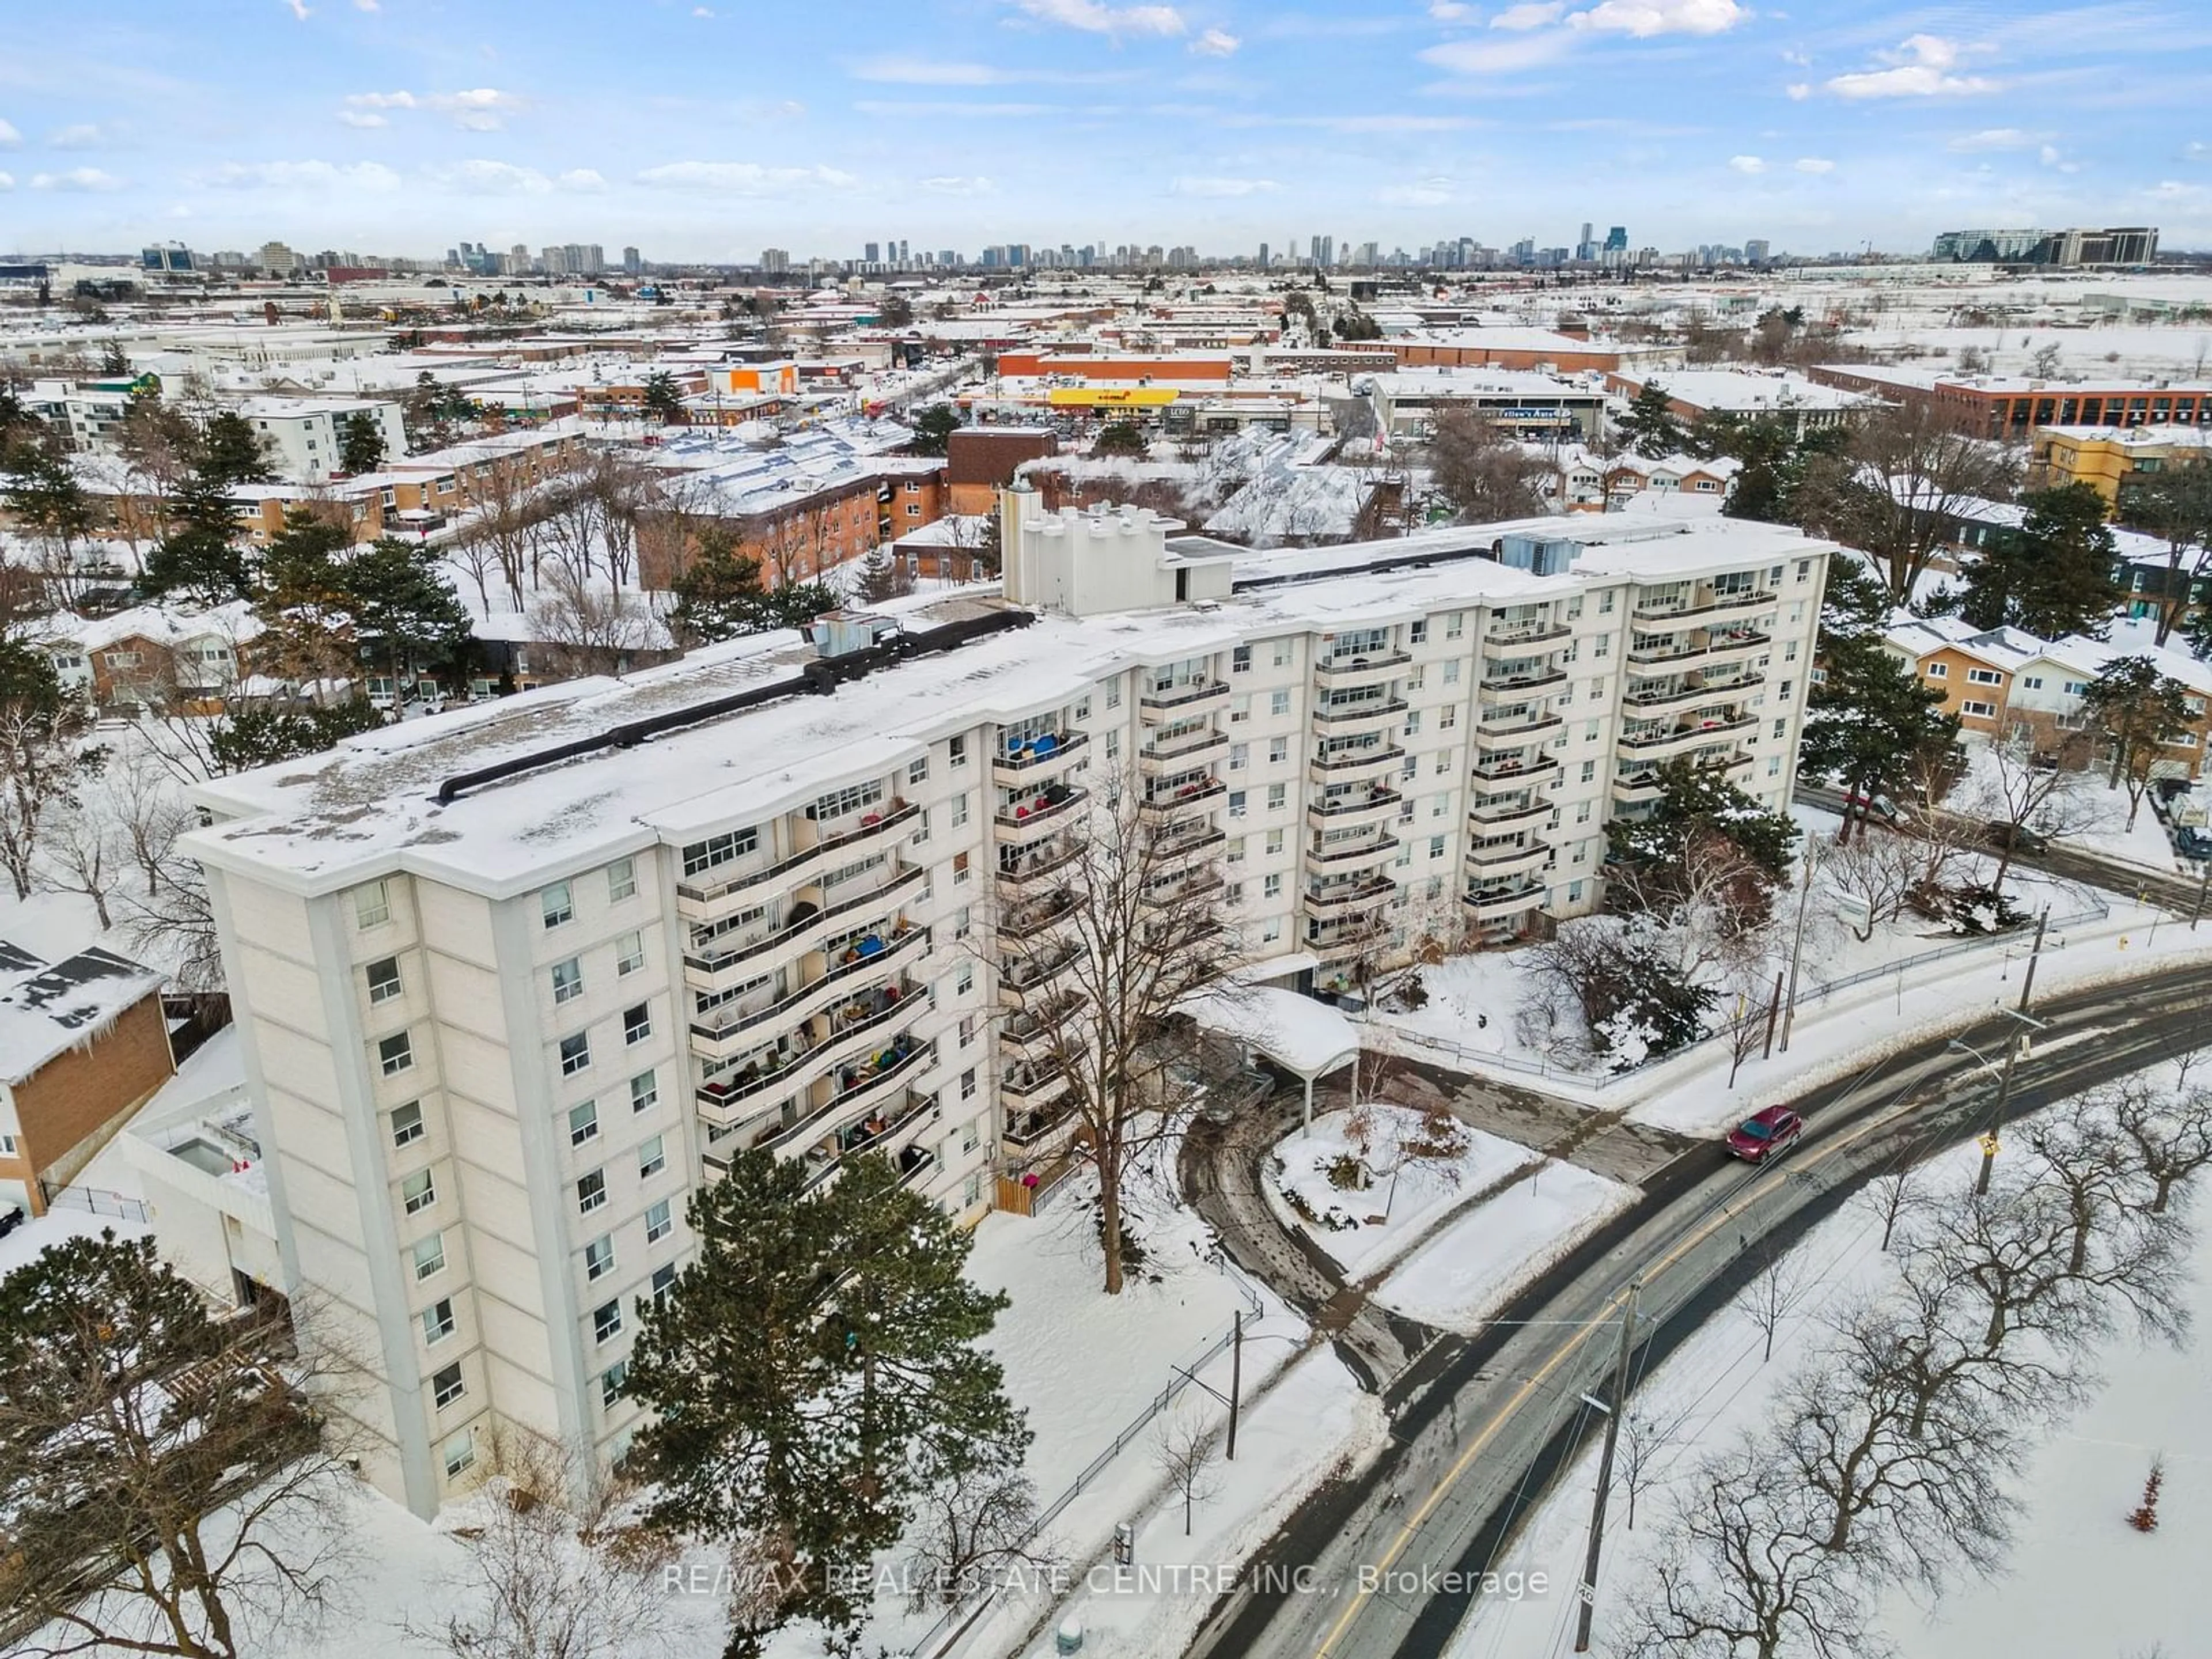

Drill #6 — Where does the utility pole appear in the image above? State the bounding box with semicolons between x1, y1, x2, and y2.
2017;908;2048;1014
1976;910;2048;1198
2194;857;2210;931
1574;1281;1641;1653
1779;842;1818;1052
1225;1309;1243;1462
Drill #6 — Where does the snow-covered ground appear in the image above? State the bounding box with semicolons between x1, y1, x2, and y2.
1446;1074;2212;1659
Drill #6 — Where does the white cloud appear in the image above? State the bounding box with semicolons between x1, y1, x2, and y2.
337;109;387;127
1948;127;2037;151
0;173;12;191
0;119;19;149
194;159;403;191
557;168;608;191
1779;47;1809;66
31;167;124;191
1010;0;1185;36
693;4;714;13
920;174;998;195
1169;174;1278;196
1429;1;1474;18
634;160;860;194
1378;176;1457;207
435;159;554;194
1569;0;1748;37
1491;2;1566;28
1729;154;1765;173
1190;26;1239;54
1794;156;1834;173
344;88;523;129
282;0;309;17
1422;31;1575;73
2184;141;2209;162
1785;81;1810;99
47;122;108;149
354;0;380;10
1824;34;1995;100
2148;180;2205;202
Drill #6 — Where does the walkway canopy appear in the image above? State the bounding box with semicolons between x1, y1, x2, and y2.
1180;984;1359;1128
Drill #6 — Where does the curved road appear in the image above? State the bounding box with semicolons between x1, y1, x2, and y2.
1185;960;2212;1659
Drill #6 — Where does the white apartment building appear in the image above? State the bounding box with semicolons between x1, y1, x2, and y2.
233;396;409;483
184;491;1831;1517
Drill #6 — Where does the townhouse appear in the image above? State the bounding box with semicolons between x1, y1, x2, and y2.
41;600;263;711
1606;369;1880;438
2029;423;2212;514
183;500;1830;1518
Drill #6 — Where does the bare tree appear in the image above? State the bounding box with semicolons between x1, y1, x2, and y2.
1961;729;2100;891
991;771;1243;1294
2112;1082;2212;1215
527;570;663;680
36;796;118;928
410;1427;675;1659
1424;406;1546;523
903;1450;1055;1612
460;453;553;612
0;1236;363;1659
537;464;605;593
1615;1402;1698;1532
584;452;652;589
1736;1239;1814;1363
1859;1163;1925;1253
1820;831;1919;943
1150;1409;1222;1538
0;684;103;903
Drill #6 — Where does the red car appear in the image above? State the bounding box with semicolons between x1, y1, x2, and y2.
1726;1106;1803;1163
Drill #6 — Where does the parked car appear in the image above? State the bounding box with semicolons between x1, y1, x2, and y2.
1844;791;1910;826
2176;827;2212;861
0;1205;25;1238
1985;820;2049;854
1725;1105;1804;1164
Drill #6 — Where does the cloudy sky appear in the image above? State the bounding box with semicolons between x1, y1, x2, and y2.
1;0;2206;263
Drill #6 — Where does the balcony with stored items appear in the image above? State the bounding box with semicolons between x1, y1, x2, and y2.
1309;817;1400;863
999;988;1084;1056
999;938;1085;1002
1475;701;1563;741
1305;910;1388;962
1469;748;1562;785
1630;580;1776;624
1003;1093;1078;1160
799;1087;940;1192
1138;664;1229;719
1303;873;1395;918
683;858;927;994
1618;711;1758;761
1622;669;1763;714
1309;737;1406;782
992;726;1089;786
1463;879;1548;923
676;796;921;921
999;835;1082;888
997;779;1088;843
1143;864;1224;910
1139;768;1226;817
1154;816;1226;864
999;884;1081;944
1626;626;1771;670
688;920;928;1056
1001;1056;1073;1114
695;974;927;1126
1612;750;1754;805
1468;786;1551;828
1464;835;1550;881
1139;718;1230;770
745;1032;935;1162
1308;783;1400;831
1312;690;1409;738
1480;658;1567;696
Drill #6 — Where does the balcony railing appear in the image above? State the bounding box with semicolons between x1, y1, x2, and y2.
1466;838;1549;872
1469;752;1562;784
1475;711;1564;741
1139;677;1229;713
1619;713;1757;752
761;1037;933;1154
1313;696;1409;728
1001;887;1080;942
1630;587;1773;624
1309;785;1401;821
677;798;919;907
1304;876;1395;915
1309;831;1399;866
1139;775;1226;815
1145;867;1224;908
1464;881;1547;918
993;729;1089;776
1000;838;1083;887
801;1089;938;1191
1141;726;1229;766
1000;990;1084;1048
1468;792;1551;827
683;862;926;979
997;784;1088;832
688;924;927;1046
1002;940;1084;994
1004;1099;1077;1149
1479;666;1567;695
1483;622;1571;648
1310;743;1406;775
1002;1057;1070;1104
1622;672;1763;710
1315;649;1412;679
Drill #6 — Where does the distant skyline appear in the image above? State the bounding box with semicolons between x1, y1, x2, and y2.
2;0;2207;260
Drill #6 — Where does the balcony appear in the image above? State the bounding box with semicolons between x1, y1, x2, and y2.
1000;838;1082;888
1468;791;1551;828
1622;672;1763;714
1139;676;1229;718
800;1089;939;1191
1626;629;1770;669
1000;990;1084;1053
1630;587;1774;624
683;862;927;990
1464;881;1548;922
1139;775;1226;817
1698;631;1772;669
992;729;1089;785
1618;713;1757;760
1465;838;1550;880
1479;665;1567;695
1309;825;1400;866
763;1036;934;1154
997;783;1088;843
1312;695;1409;737
1002;1058;1072;1111
1308;785;1400;830
695;1046;811;1123
1310;742;1406;780
688;925;928;1055
1139;725;1230;769
1004;1097;1078;1154
676;798;921;918
1306;914;1388;963
1475;709;1564;741
1001;940;1084;999
1483;622;1571;649
1304;875;1395;917
1314;649;1411;687
1145;866;1224;909
1469;751;1561;785
1154;820;1227;863
1001;886;1080;942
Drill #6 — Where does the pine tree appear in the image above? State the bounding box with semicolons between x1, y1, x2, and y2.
642;370;684;425
1617;380;1687;460
341;536;473;676
1957;483;2124;640
2081;654;2194;826
335;408;387;475
623;1149;1025;1653
909;403;960;458
196;410;275;487
668;525;841;645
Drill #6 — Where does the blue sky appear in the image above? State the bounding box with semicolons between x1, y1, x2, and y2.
1;0;2206;262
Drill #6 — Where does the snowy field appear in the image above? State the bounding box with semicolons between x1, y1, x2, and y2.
1446;1074;2212;1659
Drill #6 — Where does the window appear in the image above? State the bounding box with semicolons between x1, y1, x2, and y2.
616;930;645;976
402;1168;435;1214
1263;873;1283;899
1232;644;1252;673
959;1014;976;1047
1223;882;1245;906
1430;835;1446;859
607;857;638;904
630;1069;658;1113
540;882;573;929
551;958;584;1005
559;1033;591;1075
1580;759;1596;783
1267;782;1286;812
650;1263;678;1306
577;1170;607;1214
624;1003;652;1046
433;1363;466;1411
1225;835;1247;865
1270;690;1291;718
1271;640;1292;668
411;1232;446;1281
1926;662;1948;679
1963;699;1997;719
422;1298;456;1345
1269;736;1288;764
1967;668;2003;685
1434;752;1451;775
378;1033;414;1077
593;1300;623;1343
2024;675;2044;690
366;956;402;1005
1409;619;1429;645
600;1362;628;1410
956;961;974;995
1228;790;1248;819
568;1100;600;1146
680;826;758;878
949;734;969;766
951;792;971;828
1265;828;1285;857
908;755;930;787
638;1135;666;1180
1106;683;1122;709
585;1234;615;1281
1229;743;1249;772
442;1430;476;1480
961;1067;978;1100
354;881;391;930
645;1198;673;1244
391;1101;425;1148
953;851;972;884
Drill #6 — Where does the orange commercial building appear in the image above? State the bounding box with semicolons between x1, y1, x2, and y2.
995;350;1233;383
1810;365;2212;441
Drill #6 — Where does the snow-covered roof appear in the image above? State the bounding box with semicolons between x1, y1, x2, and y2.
1180;986;1358;1081
39;599;263;657
0;941;164;1085
1624;370;1880;414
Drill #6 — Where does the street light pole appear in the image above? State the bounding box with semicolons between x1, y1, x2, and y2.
1779;841;1819;1054
1573;1281;1641;1654
1977;1028;2021;1198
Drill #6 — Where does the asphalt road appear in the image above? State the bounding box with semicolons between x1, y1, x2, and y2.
1184;960;2212;1659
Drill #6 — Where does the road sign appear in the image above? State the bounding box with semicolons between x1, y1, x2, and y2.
1979;1132;2001;1158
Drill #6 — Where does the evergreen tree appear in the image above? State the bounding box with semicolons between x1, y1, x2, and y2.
642;370;684;425
1093;419;1147;457
909;403;960;458
1607;756;1799;882
335;408;387;475
1956;483;2124;640
1798;560;1960;842
342;536;472;674
208;698;388;772
2127;459;2212;645
1;442;96;562
2081;654;2194;826
623;1149;1025;1653
669;526;840;645
142;474;256;604
196;410;275;487
1616;380;1687;459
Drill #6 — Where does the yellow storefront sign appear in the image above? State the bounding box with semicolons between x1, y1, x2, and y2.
1045;387;1179;408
